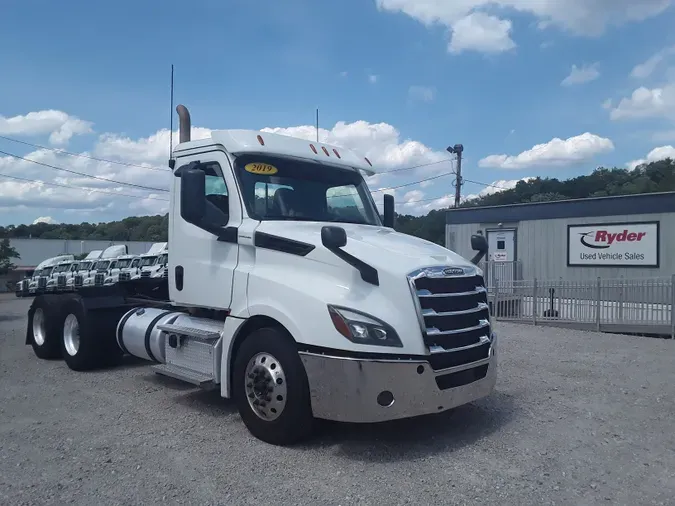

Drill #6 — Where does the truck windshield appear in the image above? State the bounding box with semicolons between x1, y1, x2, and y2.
117;258;132;268
139;256;157;267
233;154;382;226
54;264;71;273
79;262;92;271
41;267;54;276
95;261;110;270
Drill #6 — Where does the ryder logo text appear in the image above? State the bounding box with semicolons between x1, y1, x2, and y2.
579;229;648;249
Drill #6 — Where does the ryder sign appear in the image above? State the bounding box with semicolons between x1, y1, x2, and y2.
567;221;659;267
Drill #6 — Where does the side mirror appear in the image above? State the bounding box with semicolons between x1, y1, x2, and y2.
470;233;488;266
471;234;488;252
321;225;347;249
180;169;206;225
383;193;395;228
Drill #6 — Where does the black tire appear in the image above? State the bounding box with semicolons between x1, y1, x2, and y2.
60;298;123;371
27;295;66;360
233;326;314;445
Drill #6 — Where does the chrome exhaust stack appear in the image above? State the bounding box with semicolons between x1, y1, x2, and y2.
176;104;191;143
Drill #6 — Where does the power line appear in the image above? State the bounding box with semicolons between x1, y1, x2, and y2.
0;135;169;172
370;169;456;193
380;157;454;174
0;149;169;193
0;172;169;201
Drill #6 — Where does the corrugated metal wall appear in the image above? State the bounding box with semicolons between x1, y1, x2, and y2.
446;212;675;280
8;239;157;268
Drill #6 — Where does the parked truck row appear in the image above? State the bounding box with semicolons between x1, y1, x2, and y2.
24;104;497;445
16;243;169;297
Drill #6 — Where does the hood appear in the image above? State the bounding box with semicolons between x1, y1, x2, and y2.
253;221;477;275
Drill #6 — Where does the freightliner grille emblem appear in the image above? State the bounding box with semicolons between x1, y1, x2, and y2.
443;267;465;276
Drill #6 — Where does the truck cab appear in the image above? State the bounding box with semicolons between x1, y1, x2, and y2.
25;104;496;446
26;255;75;295
82;245;128;287
104;254;141;285
131;242;168;280
69;250;103;288
45;260;80;292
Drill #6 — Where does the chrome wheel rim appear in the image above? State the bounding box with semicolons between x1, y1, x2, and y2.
33;308;46;346
244;352;287;421
63;314;80;356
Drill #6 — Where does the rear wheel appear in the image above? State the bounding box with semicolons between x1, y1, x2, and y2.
28;295;65;359
233;327;314;445
60;298;122;370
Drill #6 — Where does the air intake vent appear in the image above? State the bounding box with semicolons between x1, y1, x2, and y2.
407;266;491;369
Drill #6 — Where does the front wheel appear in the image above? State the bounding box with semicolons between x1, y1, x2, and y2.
232;327;314;445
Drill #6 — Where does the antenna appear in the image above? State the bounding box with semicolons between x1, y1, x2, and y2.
168;64;175;170
316;108;319;142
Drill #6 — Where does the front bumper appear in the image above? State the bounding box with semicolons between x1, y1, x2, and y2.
299;333;498;423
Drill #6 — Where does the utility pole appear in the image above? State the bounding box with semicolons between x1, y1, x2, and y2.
447;144;463;207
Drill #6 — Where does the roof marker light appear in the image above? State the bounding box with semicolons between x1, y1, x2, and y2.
257;135;265;146
322;146;330;156
310;144;318;154
333;149;341;158
364;157;373;167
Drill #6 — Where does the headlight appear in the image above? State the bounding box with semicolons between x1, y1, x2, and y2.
327;305;403;348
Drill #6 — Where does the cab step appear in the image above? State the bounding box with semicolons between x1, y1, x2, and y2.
156;323;220;342
152;363;217;390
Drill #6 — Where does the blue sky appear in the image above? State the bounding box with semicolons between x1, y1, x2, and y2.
1;0;675;225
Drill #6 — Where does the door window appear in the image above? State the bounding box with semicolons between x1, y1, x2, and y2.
203;163;229;218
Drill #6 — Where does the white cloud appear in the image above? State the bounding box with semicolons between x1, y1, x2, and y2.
479;132;614;169
561;63;600;86
368;74;378;84
375;0;672;53
408;85;436;102
0;110;93;145
609;84;675;120
631;45;675;79
1;108;456;223
261;120;450;174
32;216;56;225
448;12;515;54
626;145;675;169
394;177;534;216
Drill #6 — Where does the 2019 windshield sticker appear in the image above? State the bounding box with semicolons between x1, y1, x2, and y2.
244;163;278;175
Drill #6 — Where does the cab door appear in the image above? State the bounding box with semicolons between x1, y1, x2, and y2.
169;150;242;310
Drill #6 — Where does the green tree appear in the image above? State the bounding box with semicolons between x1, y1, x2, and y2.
0;238;20;275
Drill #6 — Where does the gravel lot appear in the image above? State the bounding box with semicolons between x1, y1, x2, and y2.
1;294;674;505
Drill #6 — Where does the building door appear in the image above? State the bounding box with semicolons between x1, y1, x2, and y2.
486;228;516;288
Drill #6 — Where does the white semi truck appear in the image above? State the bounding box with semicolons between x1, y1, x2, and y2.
67;250;103;289
130;242;169;280
25;104;497;445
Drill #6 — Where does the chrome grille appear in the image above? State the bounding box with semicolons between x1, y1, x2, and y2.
57;274;67;287
408;266;491;356
141;270;150;278
94;273;105;286
74;274;83;286
119;271;131;282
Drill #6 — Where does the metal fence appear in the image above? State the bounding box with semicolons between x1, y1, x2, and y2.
478;260;522;289
488;275;675;338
